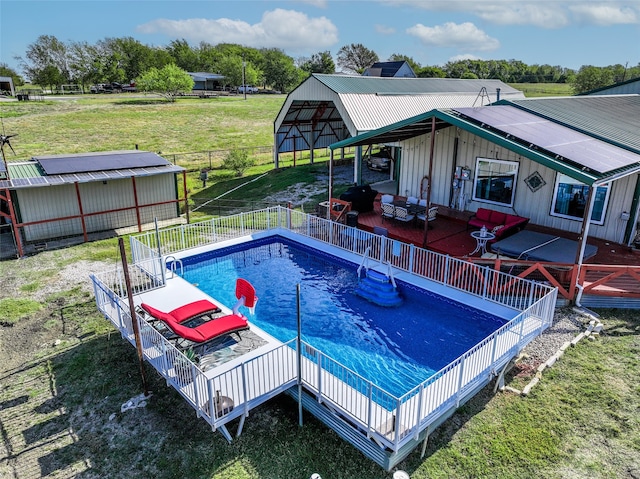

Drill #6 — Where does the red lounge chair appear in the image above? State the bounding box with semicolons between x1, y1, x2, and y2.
140;299;220;324
141;302;249;347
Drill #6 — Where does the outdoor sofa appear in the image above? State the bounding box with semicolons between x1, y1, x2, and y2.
467;207;529;243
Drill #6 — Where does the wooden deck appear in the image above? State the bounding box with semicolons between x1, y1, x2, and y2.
352;194;640;303
356;194;638;265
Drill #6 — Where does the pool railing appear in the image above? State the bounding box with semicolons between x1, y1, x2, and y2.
92;206;557;469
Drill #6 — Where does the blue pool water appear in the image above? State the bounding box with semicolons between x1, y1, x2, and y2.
178;236;507;396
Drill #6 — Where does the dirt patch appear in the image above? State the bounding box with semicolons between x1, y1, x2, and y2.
261;164;388;207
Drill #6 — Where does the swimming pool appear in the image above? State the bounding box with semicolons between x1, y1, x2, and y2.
177;236;508;396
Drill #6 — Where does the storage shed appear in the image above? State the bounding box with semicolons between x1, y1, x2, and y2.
0;150;186;256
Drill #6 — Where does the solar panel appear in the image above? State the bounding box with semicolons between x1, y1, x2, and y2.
454;106;640;175
36;151;170;175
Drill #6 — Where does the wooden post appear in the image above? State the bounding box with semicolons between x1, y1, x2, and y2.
422;117;437;248
119;237;150;397
74;182;88;242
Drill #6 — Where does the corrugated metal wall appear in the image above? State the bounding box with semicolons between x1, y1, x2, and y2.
398;127;638;243
17;174;178;242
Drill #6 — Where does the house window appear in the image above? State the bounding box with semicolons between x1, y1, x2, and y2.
472;157;518;207
550;173;610;225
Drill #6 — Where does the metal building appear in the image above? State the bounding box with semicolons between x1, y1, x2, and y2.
273;73;524;182
581;76;640;96
0;150;186;257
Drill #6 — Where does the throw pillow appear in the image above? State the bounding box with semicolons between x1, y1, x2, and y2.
492;225;504;233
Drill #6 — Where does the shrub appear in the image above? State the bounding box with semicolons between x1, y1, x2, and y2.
223;149;255;177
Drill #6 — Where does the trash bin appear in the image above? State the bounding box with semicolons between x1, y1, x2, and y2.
346;211;359;227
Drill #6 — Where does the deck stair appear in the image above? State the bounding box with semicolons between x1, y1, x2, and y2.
354;268;402;307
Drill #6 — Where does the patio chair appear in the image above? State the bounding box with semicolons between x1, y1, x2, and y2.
417;205;438;227
140;302;249;349
407;196;419;205
380;194;394;204
381;202;395;222
140;299;221;324
394;205;415;225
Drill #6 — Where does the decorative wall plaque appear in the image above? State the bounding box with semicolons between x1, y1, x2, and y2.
524;171;545;192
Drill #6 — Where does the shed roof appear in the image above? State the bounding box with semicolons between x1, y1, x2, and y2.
311;74;521;96
1;150;184;190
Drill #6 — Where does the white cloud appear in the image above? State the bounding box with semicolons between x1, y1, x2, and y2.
385;1;640;28
569;4;638;25
407;22;500;51
375;24;396;35
137;9;338;53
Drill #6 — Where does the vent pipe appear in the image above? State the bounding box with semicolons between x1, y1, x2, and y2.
496;88;501;102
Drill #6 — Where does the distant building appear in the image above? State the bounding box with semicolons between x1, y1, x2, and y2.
188;72;225;91
580;76;640;96
0;76;15;96
363;61;416;78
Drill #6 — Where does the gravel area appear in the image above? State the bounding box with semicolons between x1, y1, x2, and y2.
519;307;589;368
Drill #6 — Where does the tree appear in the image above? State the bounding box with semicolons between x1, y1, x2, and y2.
571;65;615;94
135;64;194;101
336;43;379;74
216;55;259;90
166;39;200;72
416;66;446;78
260;48;302;92
300;51;335;74
17;34;69;86
67;41;101;88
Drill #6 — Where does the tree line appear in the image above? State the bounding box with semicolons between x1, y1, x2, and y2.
1;35;638;95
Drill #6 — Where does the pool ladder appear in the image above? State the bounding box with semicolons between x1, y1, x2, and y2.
357;247;396;288
165;255;183;279
355;248;401;307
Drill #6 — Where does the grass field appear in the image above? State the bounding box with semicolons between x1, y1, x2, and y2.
508;83;574;97
0;92;638;478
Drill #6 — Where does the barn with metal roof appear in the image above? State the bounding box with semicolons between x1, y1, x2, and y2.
273;74;525;182
0;150;186;257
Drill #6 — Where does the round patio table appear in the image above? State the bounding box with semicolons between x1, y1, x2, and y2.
470;230;495;256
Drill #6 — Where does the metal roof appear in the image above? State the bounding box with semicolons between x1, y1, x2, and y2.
275;74;525;156
1;152;184;190
500;95;640;154
188;72;225;81
312;74;522;96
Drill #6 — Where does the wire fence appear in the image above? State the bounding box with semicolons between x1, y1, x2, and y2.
165;145;359;173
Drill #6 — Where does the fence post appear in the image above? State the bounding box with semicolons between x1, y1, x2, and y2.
367;382;373;438
409;244;415;273
413;384;424;440
444;256;450;286
316;351;322;399
393;398;402;450
483;266;489;299
456;356;466;407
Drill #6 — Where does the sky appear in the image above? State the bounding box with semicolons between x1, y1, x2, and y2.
1;0;639;76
